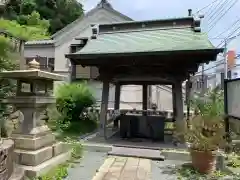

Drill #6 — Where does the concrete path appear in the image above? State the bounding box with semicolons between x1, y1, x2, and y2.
65;151;107;180
92;156;151;180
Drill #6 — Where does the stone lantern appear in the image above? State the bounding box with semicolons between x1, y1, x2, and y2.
0;59;70;178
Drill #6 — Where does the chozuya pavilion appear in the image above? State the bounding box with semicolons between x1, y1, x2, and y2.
66;14;223;141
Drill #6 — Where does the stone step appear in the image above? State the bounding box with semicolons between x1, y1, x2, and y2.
108;147;165;161
113;144;161;150
19;151;71;178
13;133;55;150
82;143;112;152
14;142;68;166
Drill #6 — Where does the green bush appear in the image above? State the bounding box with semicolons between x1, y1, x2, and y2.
55;82;96;122
47;105;98;141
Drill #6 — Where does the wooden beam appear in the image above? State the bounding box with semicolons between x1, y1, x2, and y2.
118;81;172;85
68;50;220;67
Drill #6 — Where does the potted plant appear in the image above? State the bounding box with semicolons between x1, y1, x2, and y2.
184;87;226;174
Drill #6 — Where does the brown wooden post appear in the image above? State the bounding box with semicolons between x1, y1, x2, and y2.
70;60;76;82
99;79;110;138
142;84;148;115
114;83;121;128
148;85;152;109
172;83;177;119
173;80;185;135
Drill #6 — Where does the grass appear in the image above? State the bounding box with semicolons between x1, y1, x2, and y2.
47;119;98;141
35;116;98;179
161;162;237;180
226;154;240;168
165;122;174;130
176;163;233;180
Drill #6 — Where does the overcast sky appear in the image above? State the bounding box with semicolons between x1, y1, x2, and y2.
80;0;240;73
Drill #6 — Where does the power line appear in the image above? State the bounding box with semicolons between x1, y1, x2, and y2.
194;0;221;15
207;0;230;23
213;18;240;38
195;61;224;74
204;0;223;16
217;30;240;47
195;55;240;75
208;0;239;32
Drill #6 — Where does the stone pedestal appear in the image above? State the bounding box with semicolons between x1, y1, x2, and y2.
0;60;71;178
12;132;70;178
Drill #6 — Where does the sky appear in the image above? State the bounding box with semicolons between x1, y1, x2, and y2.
80;0;240;74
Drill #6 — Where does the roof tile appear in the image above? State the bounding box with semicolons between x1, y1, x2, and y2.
25;39;55;45
75;27;215;56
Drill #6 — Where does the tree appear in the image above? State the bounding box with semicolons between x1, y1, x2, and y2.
0;18;50;138
0;13;49;40
2;0;84;34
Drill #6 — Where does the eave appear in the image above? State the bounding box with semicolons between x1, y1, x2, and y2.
66;48;224;64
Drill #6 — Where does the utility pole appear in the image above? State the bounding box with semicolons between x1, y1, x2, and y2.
224;39;228;79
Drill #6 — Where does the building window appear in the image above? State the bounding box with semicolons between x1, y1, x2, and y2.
48;58;55;72
25;57;55;72
196;80;201;89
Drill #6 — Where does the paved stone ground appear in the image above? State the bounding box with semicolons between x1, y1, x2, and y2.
92;156;151;180
91;156;188;180
65;151;107;180
151;160;186;180
64;147;187;180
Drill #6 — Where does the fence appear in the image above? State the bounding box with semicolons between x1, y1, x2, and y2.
224;78;240;140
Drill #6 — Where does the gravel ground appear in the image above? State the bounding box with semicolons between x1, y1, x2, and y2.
65;151;107;180
151;160;187;180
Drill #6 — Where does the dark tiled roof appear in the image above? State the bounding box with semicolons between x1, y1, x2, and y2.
72;17;216;57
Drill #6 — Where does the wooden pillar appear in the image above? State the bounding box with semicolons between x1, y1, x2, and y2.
148;85;152;109
70;60;76;82
172;84;177;119
173;81;185;133
114;83;121;128
142;84;148;115
186;80;191;120
99;80;110;137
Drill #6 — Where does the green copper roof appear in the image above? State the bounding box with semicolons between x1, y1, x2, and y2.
72;27;215;57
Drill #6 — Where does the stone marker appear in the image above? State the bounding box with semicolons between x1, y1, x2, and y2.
0;59;71;178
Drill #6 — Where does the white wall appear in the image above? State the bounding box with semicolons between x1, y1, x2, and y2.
151;85;173;111
87;81;115;109
54;8;130;73
24;46;55;58
151;85;187;111
120;85;142;110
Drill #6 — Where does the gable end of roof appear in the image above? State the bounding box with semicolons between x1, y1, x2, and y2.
51;5;133;39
